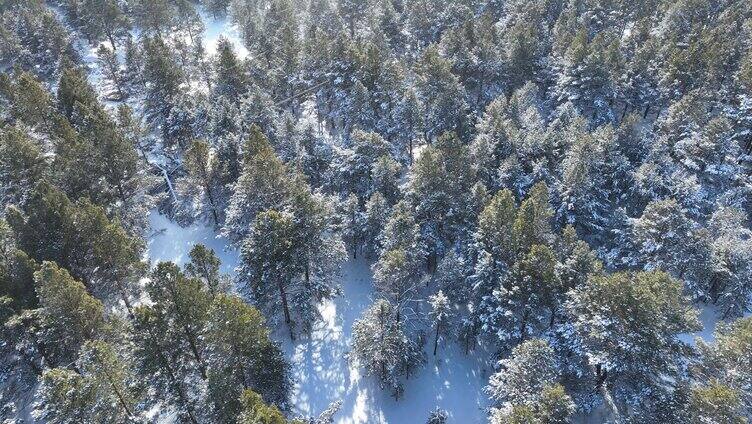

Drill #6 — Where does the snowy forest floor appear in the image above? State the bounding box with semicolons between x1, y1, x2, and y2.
65;6;747;423
148;211;491;422
147;211;744;423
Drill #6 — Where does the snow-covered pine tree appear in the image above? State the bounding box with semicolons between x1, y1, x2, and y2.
349;299;424;399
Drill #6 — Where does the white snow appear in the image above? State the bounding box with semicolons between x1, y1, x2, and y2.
282;258;491;423
146;210;239;274
198;9;249;59
679;303;722;346
145;210;490;422
678;302;752;346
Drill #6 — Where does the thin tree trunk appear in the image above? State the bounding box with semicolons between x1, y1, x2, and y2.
433;322;440;356
182;325;207;379
94;351;135;419
278;280;294;340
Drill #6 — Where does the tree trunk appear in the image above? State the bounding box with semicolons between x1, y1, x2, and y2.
433;322;440;356
278;280;294;340
154;342;198;424
182;325;207;379
519;309;529;342
409;138;413;165
95;352;135;419
205;181;220;228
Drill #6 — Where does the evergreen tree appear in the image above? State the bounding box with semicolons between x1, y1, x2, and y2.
428;290;451;356
206;294;289;418
183;139;224;227
565;271;700;406
240;210;298;338
688;381;747;424
373;248;422;324
39;340;142;423
142;36;184;141
224;126;291;243
706;207;752;318
632;198;713;300
7;183;145;311
363;192;390;256
77;0;130;50
487;339;559;407
694;317;752;417
34;261;104;366
415;46;471;141
237;389;287;424
131;305;202;423
214;37;248;100
0;127;47;207
96;44;125;100
185;244;228;298
350;299;424;399
0;221;38;313
146;262;212;379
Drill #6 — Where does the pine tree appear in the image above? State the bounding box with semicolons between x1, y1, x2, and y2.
34;261;105;365
129;0;175;35
705;207;752;318
1;71;54;129
415;46;471;141
565;271;700;405
287;184;346;335
0;127;47;207
38;368;96;423
0;221;38;313
428;290;451;356
694;317;752;416
512;182;553;255
142;36;184;140
206;0;232;18
350;299;424;399
373;248;421;324
240;210;298;338
688;381;747;424
185;244;228;298
632;198;713;300
206;294;289;419
339;193;364;258
214;37;248;100
96;44;125;100
339;130;392;203
132;305;202;424
371;155;401;204
224;126;291;243
7;184;144;311
146;262;212;379
39;340;142;423
363;192;390;256
487;339;559;407
237;389;287;424
337;0;365;37
184;139;224;227
78;0;130;50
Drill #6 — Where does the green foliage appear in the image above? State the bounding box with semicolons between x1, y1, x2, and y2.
689;381;747;424
566;270;700;397
237;390;287;424
34;261;104;364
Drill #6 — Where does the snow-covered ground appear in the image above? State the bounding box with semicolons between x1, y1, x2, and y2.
147;211;491;422
147;211;239;274
198;9;248;59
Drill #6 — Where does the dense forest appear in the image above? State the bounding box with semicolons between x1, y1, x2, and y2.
0;0;751;422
